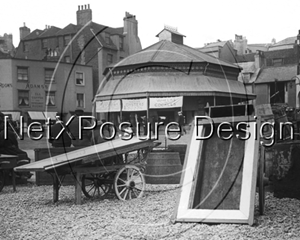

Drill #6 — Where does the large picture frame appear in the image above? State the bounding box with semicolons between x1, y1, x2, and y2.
174;116;259;225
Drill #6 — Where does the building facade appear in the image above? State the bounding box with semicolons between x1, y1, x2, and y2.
197;40;237;63
0;57;93;124
236;46;298;108
14;5;142;95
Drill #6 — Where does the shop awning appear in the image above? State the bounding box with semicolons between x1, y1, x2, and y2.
122;98;147;111
95;73;255;101
28;111;46;120
95;96;184;112
44;111;57;120
96;100;121;112
150;96;183;109
2;112;21;121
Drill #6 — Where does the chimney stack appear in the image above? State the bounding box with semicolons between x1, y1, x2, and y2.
76;4;92;26
234;34;247;55
19;22;31;40
123;12;142;55
254;50;264;69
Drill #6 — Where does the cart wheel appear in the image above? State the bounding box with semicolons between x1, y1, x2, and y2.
114;165;145;201
258;146;265;215
81;173;113;199
0;170;4;192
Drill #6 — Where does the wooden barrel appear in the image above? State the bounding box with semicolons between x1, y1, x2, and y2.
144;151;182;184
168;144;187;166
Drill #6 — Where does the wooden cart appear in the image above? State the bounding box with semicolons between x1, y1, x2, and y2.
14;137;160;204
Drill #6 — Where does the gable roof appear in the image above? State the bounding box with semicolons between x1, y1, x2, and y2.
271;36;296;47
23;29;44;41
111;40;239;69
202;41;228;48
197;41;233;54
56;24;80;36
106;27;123;36
20;21;123;52
156;28;186;38
255;64;297;84
39;26;61;38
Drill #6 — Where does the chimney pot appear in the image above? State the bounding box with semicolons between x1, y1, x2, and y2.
77;4;92;26
78;5;80;10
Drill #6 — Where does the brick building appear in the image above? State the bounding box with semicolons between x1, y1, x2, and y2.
236;43;298;108
14;5;142;95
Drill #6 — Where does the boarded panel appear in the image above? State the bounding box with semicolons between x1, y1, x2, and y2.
192;127;244;210
174;117;259;225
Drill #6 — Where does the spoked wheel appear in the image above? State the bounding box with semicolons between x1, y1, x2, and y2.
114;165;145;201
81;173;113;199
0;170;5;192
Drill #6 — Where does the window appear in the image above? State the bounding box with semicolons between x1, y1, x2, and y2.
46;91;56;106
119;56;124;61
107;54;113;65
23;42;28;52
75;72;84;85
76;93;85;108
105;32;110;44
45;68;55;82
273;58;283;66
64;35;71;46
17;67;29;81
18;90;29;106
64;56;71;63
119;37;123;50
270;81;285;104
42;39;48;49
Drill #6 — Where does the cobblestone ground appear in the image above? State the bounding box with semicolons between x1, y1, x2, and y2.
1;185;300;240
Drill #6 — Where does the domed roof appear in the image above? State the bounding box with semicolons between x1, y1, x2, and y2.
107;40;239;71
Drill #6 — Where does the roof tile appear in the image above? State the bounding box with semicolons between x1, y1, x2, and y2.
256;64;297;83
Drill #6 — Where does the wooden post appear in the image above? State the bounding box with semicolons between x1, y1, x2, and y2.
53;175;59;203
120;99;123;122
75;172;82;205
146;94;150;122
11;169;16;192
